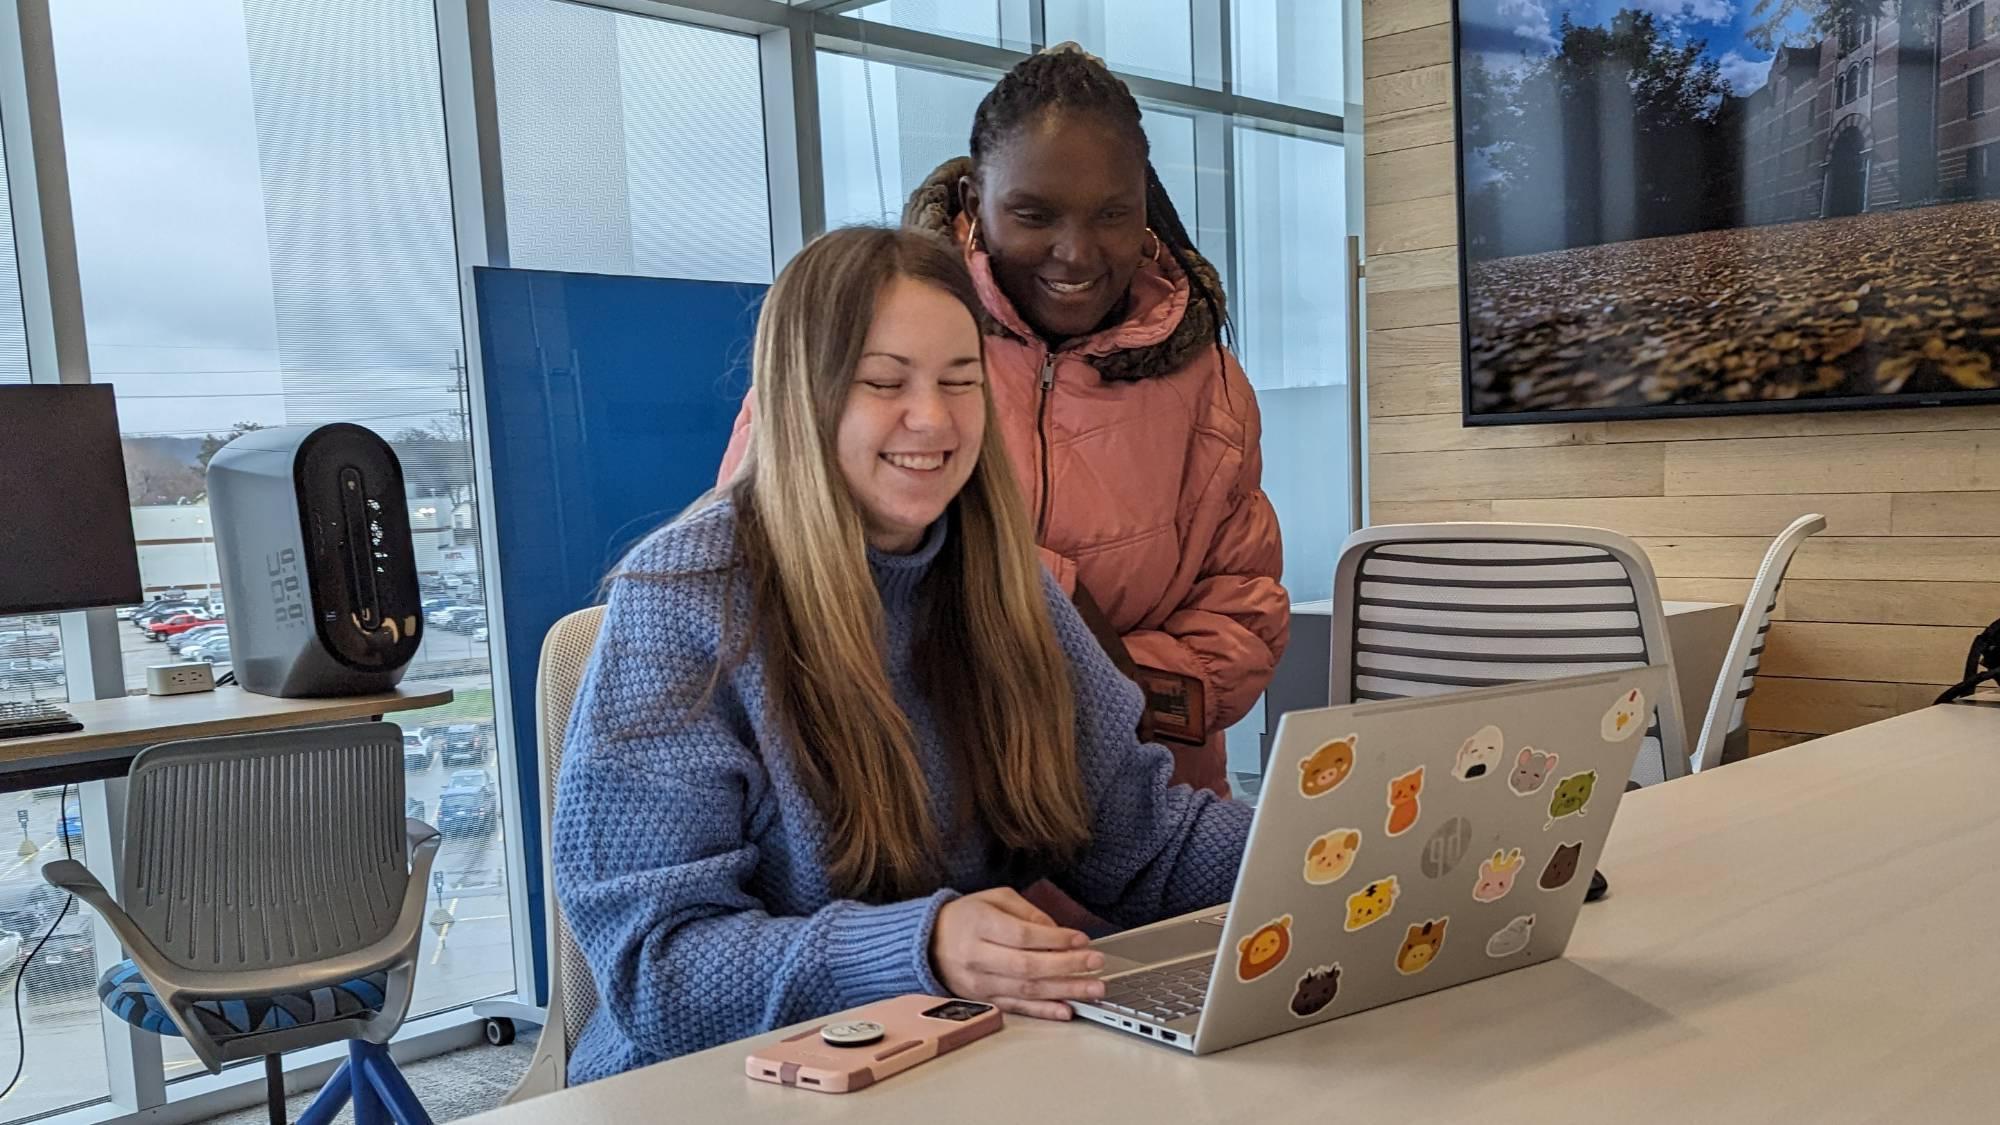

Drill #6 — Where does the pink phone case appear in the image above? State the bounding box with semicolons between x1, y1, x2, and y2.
744;995;1004;1094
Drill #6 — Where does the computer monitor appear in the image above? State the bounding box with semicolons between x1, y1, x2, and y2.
0;384;143;615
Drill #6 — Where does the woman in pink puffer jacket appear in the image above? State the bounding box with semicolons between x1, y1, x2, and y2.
719;45;1288;797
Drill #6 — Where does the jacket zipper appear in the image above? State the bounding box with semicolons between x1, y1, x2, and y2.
1036;352;1056;538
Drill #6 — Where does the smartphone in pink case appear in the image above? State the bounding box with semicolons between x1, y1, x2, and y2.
745;995;1003;1094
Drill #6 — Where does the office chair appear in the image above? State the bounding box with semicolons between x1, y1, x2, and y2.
1692;514;1826;771
506;606;606;1103
44;723;440;1125
1329;523;1691;786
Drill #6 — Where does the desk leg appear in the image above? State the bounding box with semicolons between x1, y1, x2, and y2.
81;778;167;1111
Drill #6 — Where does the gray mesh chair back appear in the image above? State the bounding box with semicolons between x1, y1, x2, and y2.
1330;524;1692;785
510;606;606;1102
1692;514;1826;773
44;723;438;1072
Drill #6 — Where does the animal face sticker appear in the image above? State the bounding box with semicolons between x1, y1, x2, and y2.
1485;914;1536;958
1384;767;1424;837
1546;770;1598;826
1395;918;1449;975
1304;829;1362;886
1299;736;1356;799
1507;748;1558;797
1344;877;1400;932
1236;915;1294;982
1453;725;1505;781
1472;848;1525;903
1601;688;1646;742
1289;964;1341;1018
1539;842;1583;891
1420;816;1473;879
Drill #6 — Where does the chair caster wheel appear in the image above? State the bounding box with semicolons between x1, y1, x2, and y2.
483;1017;516;1047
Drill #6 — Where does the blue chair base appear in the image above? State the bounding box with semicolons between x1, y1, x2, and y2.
295;1040;433;1125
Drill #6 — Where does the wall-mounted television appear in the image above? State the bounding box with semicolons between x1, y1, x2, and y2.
1454;0;2000;424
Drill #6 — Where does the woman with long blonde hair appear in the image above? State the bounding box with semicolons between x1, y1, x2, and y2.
553;226;1249;1083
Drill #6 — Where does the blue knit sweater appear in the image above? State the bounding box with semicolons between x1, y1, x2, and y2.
552;500;1252;1082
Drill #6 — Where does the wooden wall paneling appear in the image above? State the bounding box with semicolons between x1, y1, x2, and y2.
1490;495;1892;536
1363;64;1451;119
1759;622;1980;685
1362;0;1448;40
1372;444;1665;502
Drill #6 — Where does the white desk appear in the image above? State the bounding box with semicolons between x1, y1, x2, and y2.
466;704;2000;1124
0;682;453;790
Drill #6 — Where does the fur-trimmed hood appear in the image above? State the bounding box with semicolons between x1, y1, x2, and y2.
902;156;1226;382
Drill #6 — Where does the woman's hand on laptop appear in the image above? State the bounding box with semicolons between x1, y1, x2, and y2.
931;888;1107;1020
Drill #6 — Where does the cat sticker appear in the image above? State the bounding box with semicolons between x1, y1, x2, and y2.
1299;736;1357;799
1304;829;1362;886
1485;914;1536;958
1344;877;1400;932
1453;724;1505;780
1472;848;1525;903
1508;747;1558;797
1420;816;1473;879
1546;770;1598;828
1385;766;1424;837
1539;842;1583;891
1290;964;1341;1018
1601;688;1646;742
1235;915;1293;983
1395;918;1448;975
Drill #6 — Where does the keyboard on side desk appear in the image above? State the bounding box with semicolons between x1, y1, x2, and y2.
0;699;81;739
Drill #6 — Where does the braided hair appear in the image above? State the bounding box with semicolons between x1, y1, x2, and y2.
967;44;1232;351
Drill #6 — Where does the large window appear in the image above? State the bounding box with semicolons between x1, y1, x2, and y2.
491;0;773;282
49;0;516;1104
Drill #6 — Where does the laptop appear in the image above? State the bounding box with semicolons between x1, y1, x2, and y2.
1071;664;1672;1055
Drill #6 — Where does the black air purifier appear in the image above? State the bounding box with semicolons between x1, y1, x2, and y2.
207;423;423;697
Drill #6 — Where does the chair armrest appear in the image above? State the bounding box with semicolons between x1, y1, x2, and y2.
405;817;439;854
41;859;174;970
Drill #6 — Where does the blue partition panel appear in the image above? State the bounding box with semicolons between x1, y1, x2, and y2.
473;266;765;1000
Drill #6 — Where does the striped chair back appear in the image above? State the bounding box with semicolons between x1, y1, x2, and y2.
1692;514;1825;772
1330;524;1690;785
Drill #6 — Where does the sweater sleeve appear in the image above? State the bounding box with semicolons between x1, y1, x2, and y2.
1037;573;1253;928
553;564;953;1067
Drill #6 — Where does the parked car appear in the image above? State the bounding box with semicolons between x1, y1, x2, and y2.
132;601;203;629
431;723;489;767
420;597;456;617
57;798;83;843
435;782;497;837
446;609;486;634
422;604;468;632
168;623;228;656
447;769;496;801
403;731;434;772
0;883;94;999
0;631;61;660
405;796;427;823
146;613;219;640
471;626;488;644
186;635;233;665
0;658;63;688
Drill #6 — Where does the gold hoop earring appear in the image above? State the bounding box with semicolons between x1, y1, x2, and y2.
967;215;985;252
1144;227;1162;263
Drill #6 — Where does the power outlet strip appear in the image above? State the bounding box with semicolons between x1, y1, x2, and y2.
147;663;216;696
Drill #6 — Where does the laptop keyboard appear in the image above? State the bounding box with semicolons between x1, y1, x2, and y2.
1099;959;1212;1023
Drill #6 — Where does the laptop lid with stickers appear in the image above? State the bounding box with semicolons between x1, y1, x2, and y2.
1191;665;1672;1056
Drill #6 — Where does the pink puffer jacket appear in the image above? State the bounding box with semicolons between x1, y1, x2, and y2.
718;159;1289;796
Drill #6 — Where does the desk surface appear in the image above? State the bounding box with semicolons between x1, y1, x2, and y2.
472;704;2000;1124
0;682;453;775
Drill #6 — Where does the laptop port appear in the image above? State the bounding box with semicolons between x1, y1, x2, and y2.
1140;1026;1154;1036
1161;1032;1178;1044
